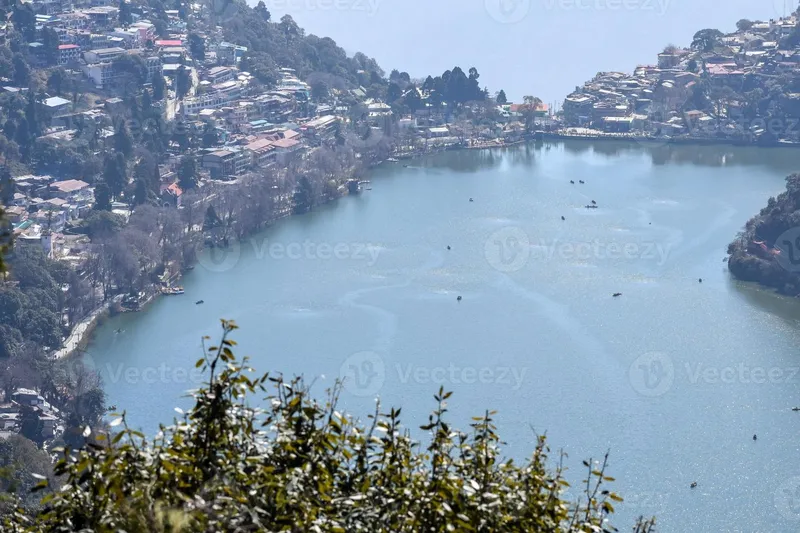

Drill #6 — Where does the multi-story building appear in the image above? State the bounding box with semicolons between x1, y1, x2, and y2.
206;66;235;84
83;46;124;63
57;44;80;65
244;138;277;167
201;148;249;179
82;61;115;88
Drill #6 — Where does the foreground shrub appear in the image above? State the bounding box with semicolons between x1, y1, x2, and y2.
4;320;656;532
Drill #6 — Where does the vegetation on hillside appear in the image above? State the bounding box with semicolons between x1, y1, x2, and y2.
1;321;656;532
728;173;800;294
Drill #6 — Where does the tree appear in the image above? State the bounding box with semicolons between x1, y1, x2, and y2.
177;155;197;191
1;322;656;532
203;205;220;230
151;72;166;101
0;166;14;206
176;65;191;100
736;19;753;32
691;28;723;52
93;183;112;211
188;33;205;62
133;179;148;206
11;54;29;88
113;121;134;160
496;89;507;105
310;79;329;100
254;0;270;20
687;58;698;73
40;27;59;67
292;175;314;214
118;0;132;27
102;154;126;199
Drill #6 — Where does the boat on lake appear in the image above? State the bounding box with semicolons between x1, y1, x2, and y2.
162;286;185;295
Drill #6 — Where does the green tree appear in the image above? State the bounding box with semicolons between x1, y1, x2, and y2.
93;182;112;211
12;54;29;88
254;0;271;20
133;178;148;206
0;321;656;533
0;166;14;206
177;155;197;191
188;33;205;62
40;27;59;67
292;175;314;214
496;89;508;105
176;65;191;100
118;0;132;27
102;155;126;200
113;120;134;159
736;19;753;32
691;28;723;52
152;72;166;101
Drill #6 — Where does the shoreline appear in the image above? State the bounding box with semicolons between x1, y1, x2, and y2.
59;130;778;361
537;130;800;149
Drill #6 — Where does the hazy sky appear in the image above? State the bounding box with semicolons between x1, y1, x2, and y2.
258;0;790;105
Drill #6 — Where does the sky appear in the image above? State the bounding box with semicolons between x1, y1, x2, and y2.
256;0;791;106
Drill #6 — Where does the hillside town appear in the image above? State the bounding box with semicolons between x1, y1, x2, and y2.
557;12;800;144
0;0;561;452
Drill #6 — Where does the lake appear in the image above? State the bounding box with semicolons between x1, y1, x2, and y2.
85;140;800;532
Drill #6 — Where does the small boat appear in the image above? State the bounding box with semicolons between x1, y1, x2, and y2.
792;407;800;411
469;198;474;202
698;278;703;283
162;286;185;295
753;434;757;441
591;200;596;205
585;205;598;209
612;293;622;297
690;482;697;489
457;296;462;301
387;157;399;163
570;180;575;184
196;300;204;305
107;405;117;411
579;180;585;184
561;216;565;221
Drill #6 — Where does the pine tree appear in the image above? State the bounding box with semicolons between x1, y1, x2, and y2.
114;120;133;159
177;156;197;191
133;179;148;206
93;182;112;211
103;155;126;199
0;167;14;206
152;73;165;101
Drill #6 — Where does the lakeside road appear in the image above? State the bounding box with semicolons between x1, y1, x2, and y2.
51;295;121;360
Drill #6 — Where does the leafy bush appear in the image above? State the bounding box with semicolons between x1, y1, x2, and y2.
3;321;656;532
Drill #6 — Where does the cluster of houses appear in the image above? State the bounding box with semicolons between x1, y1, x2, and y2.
561;13;800;141
0;388;63;441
